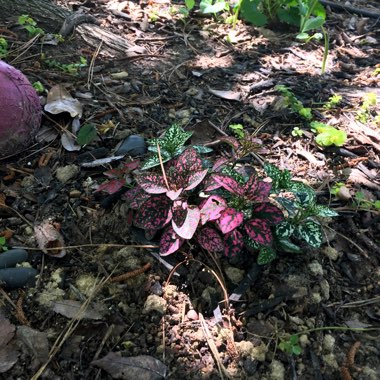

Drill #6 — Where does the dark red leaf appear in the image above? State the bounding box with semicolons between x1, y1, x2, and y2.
166;188;183;201
245;179;271;202
217;208;244;234
197;227;224;253
199;195;227;224
218;136;240;150
212;174;244;196
103;160;140;178
96;179;125;194
134;194;172;230
244;219;272;246
160;226;184;256
224;229;244;257
135;173;167;194
172;206;200;239
252;203;284;225
212;157;229;172
174;147;203;173
172;203;188;228
145;229;157;240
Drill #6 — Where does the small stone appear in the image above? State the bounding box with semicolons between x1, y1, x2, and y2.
56;165;79;183
299;334;310;348
270;359;285;380
311;292;322;304
308;260;324;276
115;135;146;157
320;279;330;301
224;266;244;284
336;186;351;201
322;246;340;261
186;309;199;320
143;295;167;315
323;353;338;369
69;189;81;198
323;335;335;353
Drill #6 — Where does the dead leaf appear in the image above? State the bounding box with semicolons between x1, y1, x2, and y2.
34;220;66;257
91;352;167;380
208;88;241;101
346;168;380;190
61;132;81;152
52;300;104;320
296;148;325;166
0;316;18;373
17;326;49;364
44;84;83;118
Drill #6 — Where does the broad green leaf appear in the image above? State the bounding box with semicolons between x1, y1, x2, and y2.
315;129;347;147
200;0;226;14
257;247;277;265
277;8;300;26
77;124;97;146
296;32;310;40
313;205;338;217
277;239;302;253
185;0;195;10
289;182;316;207
302;16;325;32
240;0;267;26
192;145;213;154
275;222;295;239
313;2;326;19
295;220;322;248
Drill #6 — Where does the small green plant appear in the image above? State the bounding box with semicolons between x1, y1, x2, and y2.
352;191;380;211
324;94;342;109
0;236;8;252
279;334;302;356
329;182;345;196
44;56;87;74
18;15;45;37
0;37;8;58
228;123;245;139
310;121;347;147
200;0;227;14
275;85;312;120
178;0;195;17
356;93;378;124
142;124;212;170
291;127;305;137
32;81;45;94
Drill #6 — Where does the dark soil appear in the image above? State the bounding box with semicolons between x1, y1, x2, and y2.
0;0;379;379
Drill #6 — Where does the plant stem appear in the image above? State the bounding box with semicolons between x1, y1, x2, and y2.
321;26;329;74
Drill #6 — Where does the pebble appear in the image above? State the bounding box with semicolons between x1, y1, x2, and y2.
143;295;167;315
320;279;330;301
0;249;28;268
224;266;244;284
115;135;146;157
56;164;80;183
0;267;38;289
323;335;335;353
308;260;324;276
322;246;340;261
186;309;198;320
270;359;285;380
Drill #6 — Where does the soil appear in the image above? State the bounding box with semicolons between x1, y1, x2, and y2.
0;0;380;379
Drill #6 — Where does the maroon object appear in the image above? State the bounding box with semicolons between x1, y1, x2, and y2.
0;60;41;157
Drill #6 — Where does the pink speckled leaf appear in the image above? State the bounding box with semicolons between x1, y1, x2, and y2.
212;157;228;172
122;186;150;209
244;219;272;246
245;174;271;201
172;204;188;228
252;203;284;225
224;229;244;257
197;227;224;253
186;169;209;190
212;174;244;196
172;206;200;240
135;173;167;194
199;195;227;224
217;208;244;234
160;226;184;256
134;194;172;230
166;188;183;201
175;147;203;173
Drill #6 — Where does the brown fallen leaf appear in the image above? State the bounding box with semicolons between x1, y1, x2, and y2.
0;316;19;373
34;220;66;257
52;300;104;320
91;352;167;380
208;88;241;101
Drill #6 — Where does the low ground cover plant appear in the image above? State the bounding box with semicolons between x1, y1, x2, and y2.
97;125;338;264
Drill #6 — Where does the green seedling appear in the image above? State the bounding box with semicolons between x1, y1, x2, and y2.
44;56;87;74
356;93;378;124
278;334;302;356
291;127;305;137
228;123;245;139
0;236;8;252
352;191;380;211
32;81;45;94
0;37;8;58
200;0;227;14
275;85;312;120
324;94;342;109
18;14;45;37
330;182;345;196
310;121;347;147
